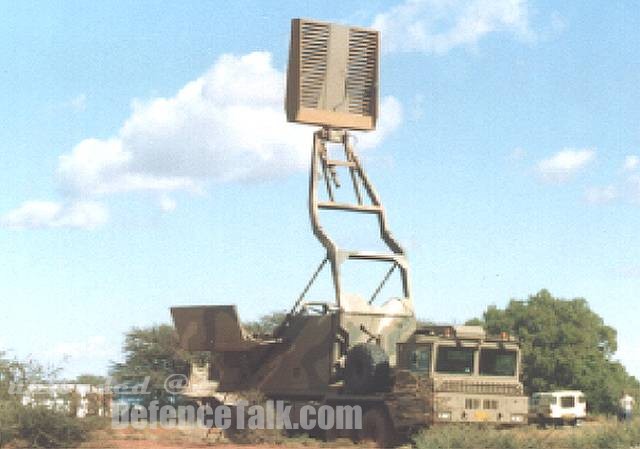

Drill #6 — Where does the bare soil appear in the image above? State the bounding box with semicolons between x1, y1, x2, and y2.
80;426;362;449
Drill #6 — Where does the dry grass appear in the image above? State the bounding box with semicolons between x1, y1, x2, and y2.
74;416;640;449
413;417;640;449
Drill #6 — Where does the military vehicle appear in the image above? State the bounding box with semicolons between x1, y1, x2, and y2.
171;18;528;446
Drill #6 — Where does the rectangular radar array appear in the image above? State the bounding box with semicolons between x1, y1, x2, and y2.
286;18;379;131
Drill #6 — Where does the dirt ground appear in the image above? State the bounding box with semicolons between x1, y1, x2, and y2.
79;419;639;449
80;426;363;449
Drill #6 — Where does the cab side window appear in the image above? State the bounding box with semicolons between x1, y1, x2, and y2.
410;345;432;372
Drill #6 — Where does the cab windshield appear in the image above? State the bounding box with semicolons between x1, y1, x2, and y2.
479;348;517;376
436;346;474;374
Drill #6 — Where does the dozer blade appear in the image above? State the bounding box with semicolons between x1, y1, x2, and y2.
171;305;253;352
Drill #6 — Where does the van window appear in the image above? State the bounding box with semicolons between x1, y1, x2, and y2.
578;396;586;404
479;349;517;376
561;396;575;408
436;346;475;374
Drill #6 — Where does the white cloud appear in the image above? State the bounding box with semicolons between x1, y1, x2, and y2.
585;185;617;204
57;52;401;196
623;155;639;172
57;138;198;195
6;51;402;229
372;0;534;54
536;148;596;183
580;155;640;205
355;96;403;149
1;200;108;230
159;195;177;213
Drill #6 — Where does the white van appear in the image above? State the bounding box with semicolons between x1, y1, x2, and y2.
529;391;587;426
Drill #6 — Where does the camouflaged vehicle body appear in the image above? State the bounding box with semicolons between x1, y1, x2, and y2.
171;295;415;400
172;305;527;429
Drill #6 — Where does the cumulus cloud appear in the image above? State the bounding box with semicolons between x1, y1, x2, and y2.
5;51;402;229
536;148;595;183
1;200;108;230
57;52;400;194
372;0;534;54
623;155;639;172
585;185;617;204
57;138;199;196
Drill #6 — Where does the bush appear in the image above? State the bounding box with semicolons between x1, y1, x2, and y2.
413;425;520;449
413;419;640;449
15;406;89;448
80;415;111;432
0;402;20;448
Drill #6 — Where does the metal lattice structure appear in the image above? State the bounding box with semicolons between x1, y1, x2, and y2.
289;128;412;315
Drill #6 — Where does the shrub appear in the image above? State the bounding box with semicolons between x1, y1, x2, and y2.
15;406;89;448
0;401;20;448
413;419;640;449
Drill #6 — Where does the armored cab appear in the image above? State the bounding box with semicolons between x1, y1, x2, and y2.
395;325;528;425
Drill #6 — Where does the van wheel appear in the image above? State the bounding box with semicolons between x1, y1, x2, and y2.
353;407;396;448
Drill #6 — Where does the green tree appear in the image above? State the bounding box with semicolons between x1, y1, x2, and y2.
0;353;22;447
110;324;190;399
243;311;287;336
75;374;106;386
0;354;91;448
467;289;639;413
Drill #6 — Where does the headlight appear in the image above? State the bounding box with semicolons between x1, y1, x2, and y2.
510;414;525;423
437;411;452;421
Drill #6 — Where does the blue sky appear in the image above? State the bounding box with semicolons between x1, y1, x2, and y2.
1;1;639;379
